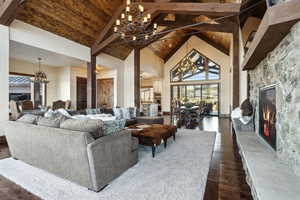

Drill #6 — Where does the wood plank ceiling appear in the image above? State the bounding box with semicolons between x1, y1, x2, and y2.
16;0;244;61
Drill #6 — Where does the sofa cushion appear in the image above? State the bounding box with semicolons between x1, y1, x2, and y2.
121;108;131;119
113;108;123;120
128;107;137;118
101;108;114;115
17;114;40;124
60;119;104;139
86;108;101;115
38;115;68;128
102;119;126;136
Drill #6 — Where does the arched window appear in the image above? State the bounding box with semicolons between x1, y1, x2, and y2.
170;49;220;82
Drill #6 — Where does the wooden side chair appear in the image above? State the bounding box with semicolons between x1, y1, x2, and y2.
52;100;66;110
21;100;34;111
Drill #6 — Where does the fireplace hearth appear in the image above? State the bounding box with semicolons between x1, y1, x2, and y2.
259;85;276;150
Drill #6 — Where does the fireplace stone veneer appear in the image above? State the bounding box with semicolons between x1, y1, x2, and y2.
249;20;300;176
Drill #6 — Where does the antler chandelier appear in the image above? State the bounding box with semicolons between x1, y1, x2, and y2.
114;0;158;44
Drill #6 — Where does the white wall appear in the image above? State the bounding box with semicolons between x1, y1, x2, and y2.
70;66;118;109
56;66;71;101
9;59;61;107
162;36;231;115
123;51;135;107
0;25;10;136
123;48;164;107
10;20;90;62
141;48;164;77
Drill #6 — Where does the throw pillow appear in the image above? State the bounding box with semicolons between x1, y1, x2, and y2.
38;114;68;128
241;99;253;116
128;107;137;118
44;109;55;118
113;108;123;120
86;108;101;115
60;119;104;139
102;119;126;136
38;117;61;128
122;108;131;120
17;114;40;124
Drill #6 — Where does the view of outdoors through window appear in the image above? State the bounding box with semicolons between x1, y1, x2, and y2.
171;49;220;82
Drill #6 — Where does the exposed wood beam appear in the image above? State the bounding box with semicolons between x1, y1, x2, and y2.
134;47;141;110
87;55;96;108
157;20;233;33
190;24;232;33
195;33;230;56
0;0;25;26
93;4;124;47
141;27;173;48
232;18;240;109
164;35;190;63
141;2;241;16
92;33;119;56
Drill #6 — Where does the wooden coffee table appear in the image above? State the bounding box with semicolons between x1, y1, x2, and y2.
127;124;177;157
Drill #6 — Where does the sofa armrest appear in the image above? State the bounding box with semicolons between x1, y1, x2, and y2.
86;130;133;191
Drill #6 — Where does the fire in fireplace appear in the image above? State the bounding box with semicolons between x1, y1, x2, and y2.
259;85;276;150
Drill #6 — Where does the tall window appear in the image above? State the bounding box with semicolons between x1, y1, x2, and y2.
170;49;220;82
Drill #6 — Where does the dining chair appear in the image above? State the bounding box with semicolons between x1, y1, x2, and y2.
52;100;66;110
21;100;34;111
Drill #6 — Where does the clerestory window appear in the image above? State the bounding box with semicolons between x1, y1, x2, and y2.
170;49;220;82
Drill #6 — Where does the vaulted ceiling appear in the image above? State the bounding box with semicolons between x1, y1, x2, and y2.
13;0;264;61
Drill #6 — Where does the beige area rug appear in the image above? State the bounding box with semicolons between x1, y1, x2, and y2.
0;129;216;200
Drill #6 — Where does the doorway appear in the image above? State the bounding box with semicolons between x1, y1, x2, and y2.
171;83;219;116
76;77;87;110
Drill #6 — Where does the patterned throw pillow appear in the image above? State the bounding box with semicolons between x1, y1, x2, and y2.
102;119;126;136
17;114;40;125
122;108;131;120
113;108;123;120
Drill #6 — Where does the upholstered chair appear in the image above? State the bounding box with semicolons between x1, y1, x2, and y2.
52;100;66;110
10;100;21;120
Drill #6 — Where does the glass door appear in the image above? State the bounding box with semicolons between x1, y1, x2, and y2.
171;83;219;116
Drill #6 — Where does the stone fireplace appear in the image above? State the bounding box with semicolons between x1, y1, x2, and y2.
249;21;300;176
259;85;276;150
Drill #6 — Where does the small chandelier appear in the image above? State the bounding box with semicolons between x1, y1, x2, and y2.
30;58;50;84
114;0;158;44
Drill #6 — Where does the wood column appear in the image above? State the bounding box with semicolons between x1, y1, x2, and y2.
87;55;96;108
232;19;240;109
134;47;141;110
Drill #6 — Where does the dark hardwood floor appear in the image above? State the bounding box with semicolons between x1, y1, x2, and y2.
0;117;252;200
202;117;253;200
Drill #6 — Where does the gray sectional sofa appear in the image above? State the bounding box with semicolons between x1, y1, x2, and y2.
2;121;138;192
